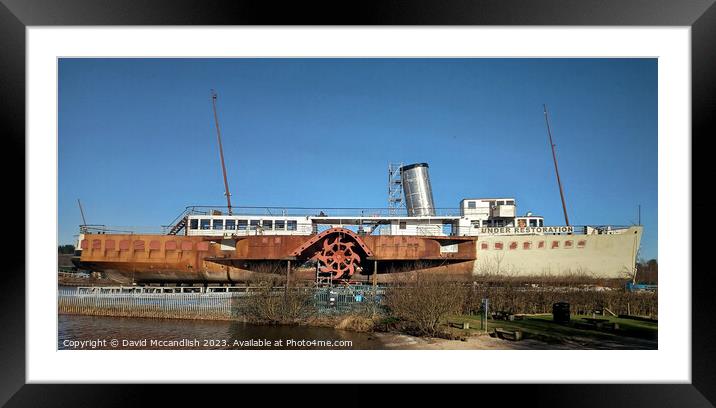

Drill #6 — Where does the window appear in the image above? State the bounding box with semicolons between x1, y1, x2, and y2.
481;242;489;250
551;241;560;249
213;219;224;230
539;219;544;227
399;221;407;230
189;219;198;230
225;219;236;230
495;220;504;227
287;220;297;231
262;220;273;230
523;242;532;250
200;219;211;230
237;220;248;231
565;240;573;248
250;220;260;230
529;219;537;227
538;241;545;249
275;220;286;230
494;242;503;250
506;200;514;205
467;201;476;209
509;242;518;250
471;220;480;228
498;200;505;205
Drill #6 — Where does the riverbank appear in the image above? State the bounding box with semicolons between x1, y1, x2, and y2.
59;314;397;350
57;284;657;350
58;312;657;350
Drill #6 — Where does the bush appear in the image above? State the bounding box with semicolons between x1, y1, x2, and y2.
462;284;657;318
244;278;316;324
335;315;376;332
383;272;467;336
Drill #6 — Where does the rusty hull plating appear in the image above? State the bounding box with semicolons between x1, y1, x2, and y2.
77;227;477;284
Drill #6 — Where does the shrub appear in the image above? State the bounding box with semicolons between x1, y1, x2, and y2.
335;315;376;332
244;278;316;324
383;272;467;336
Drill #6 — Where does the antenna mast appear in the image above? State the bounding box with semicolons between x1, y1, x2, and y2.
77;199;87;230
638;204;641;225
211;89;233;215
543;104;570;226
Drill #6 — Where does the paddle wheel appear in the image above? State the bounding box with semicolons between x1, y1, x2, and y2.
313;234;361;280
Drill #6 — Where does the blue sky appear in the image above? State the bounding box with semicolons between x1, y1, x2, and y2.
58;58;657;260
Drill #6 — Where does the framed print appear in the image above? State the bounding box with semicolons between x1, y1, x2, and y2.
2;0;714;406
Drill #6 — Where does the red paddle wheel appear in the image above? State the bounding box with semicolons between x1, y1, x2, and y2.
313;234;362;280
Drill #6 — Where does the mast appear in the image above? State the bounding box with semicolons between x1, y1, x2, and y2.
638;204;641;225
77;199;87;231
210;89;233;215
543;104;570;226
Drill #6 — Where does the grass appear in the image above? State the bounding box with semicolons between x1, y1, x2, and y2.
450;314;658;347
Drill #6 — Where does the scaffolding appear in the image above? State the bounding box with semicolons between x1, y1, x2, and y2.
388;162;405;216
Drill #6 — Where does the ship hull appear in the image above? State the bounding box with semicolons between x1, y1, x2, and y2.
473;226;643;279
76;226;642;284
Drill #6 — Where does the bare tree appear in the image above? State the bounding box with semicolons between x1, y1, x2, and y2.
244;276;315;324
384;272;467;336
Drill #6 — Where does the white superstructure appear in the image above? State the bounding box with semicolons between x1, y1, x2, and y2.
186;214;312;237
184;196;629;238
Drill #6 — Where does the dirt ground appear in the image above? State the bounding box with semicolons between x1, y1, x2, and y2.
369;331;657;350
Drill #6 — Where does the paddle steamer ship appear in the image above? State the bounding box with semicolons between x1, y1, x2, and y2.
74;162;642;284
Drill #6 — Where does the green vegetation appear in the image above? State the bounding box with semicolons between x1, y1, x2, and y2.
451;313;657;347
635;259;658;284
58;244;75;254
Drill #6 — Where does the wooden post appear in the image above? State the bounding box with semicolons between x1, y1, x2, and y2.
286;260;291;289
372;260;378;290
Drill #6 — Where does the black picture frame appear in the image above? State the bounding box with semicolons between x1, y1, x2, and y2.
1;0;713;406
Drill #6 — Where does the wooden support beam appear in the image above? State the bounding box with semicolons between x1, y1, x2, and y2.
372;260;378;290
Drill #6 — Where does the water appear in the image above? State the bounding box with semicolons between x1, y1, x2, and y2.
58;314;389;350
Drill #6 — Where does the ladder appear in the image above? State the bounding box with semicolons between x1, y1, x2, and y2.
167;216;188;235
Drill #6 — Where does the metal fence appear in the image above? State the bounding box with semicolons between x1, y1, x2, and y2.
58;286;386;320
58;292;240;320
313;285;386;314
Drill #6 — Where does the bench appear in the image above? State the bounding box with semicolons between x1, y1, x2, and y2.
491;311;516;321
577;318;620;331
494;328;523;341
448;321;470;330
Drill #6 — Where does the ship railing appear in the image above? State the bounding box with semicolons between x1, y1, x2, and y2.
80;225;164;235
170;205;464;218
450;224;636;237
81;222;637;238
162;206;212;234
